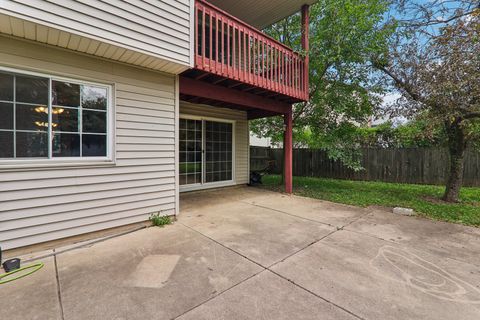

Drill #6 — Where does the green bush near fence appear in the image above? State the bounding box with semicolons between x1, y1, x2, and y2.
261;175;480;227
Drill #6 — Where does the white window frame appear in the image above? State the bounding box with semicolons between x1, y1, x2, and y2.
0;66;115;168
179;114;236;192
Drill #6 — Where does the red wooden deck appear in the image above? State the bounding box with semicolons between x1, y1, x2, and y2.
192;0;309;102
180;1;311;194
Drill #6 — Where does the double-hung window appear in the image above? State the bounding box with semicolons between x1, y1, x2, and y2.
0;69;111;161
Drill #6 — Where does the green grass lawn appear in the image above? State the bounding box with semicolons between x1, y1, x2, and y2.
261;175;480;227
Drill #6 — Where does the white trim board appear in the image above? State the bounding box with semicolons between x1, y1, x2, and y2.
174;75;180;214
180;180;237;193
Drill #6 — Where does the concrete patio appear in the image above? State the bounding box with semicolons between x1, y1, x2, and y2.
1;187;479;320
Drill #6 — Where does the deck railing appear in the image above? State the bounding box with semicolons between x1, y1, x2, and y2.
195;0;309;101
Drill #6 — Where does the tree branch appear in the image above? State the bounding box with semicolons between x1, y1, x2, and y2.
398;9;477;28
374;62;429;106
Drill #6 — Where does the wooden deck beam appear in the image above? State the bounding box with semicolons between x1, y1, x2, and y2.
180;76;291;115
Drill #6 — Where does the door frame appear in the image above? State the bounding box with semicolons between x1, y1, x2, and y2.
179;113;236;192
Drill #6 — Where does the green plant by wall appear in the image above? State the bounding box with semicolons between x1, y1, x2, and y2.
149;213;172;227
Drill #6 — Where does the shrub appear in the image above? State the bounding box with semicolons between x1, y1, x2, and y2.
149;213;172;227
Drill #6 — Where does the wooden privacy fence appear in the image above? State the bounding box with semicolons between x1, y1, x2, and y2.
250;147;480;187
250;145;273;171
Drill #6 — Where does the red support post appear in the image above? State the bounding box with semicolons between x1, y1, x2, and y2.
284;108;293;194
202;9;206;67
301;4;310;98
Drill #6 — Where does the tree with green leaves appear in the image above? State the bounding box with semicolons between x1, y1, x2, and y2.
250;0;393;170
374;1;480;202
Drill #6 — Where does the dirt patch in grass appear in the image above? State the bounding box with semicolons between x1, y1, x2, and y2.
422;195;451;205
423;195;480;207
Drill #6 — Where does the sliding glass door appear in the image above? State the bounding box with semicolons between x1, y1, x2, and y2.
179;118;202;186
205;121;233;183
179;117;233;188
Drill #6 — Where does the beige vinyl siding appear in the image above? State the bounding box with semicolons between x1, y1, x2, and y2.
235;120;250;184
180;102;250;185
0;0;192;71
0;37;178;250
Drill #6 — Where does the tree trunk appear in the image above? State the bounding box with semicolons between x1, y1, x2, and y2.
442;122;467;202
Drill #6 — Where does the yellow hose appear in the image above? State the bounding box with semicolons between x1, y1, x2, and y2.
0;262;44;284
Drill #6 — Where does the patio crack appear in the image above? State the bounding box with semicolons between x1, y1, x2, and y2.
173;222;269;319
238;199;372;230
53;249;65;320
267;268;366;320
179;222;268;269
178;222;365;320
172;268;269;319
